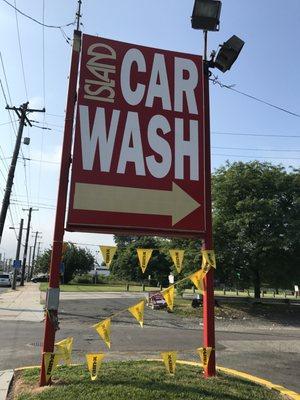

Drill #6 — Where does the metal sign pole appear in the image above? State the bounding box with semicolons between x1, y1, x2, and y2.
202;56;216;377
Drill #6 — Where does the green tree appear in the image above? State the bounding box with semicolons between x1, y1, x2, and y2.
212;162;300;298
111;236;172;285
34;249;51;275
34;243;95;283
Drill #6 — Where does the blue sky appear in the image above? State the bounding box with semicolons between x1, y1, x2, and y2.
0;0;299;259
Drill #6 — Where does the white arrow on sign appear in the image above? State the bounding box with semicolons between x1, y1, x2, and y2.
73;182;201;226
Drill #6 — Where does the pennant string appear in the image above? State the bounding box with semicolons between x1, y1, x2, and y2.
91;267;208;327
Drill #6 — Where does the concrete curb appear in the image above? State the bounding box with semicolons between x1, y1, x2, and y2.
147;359;300;400
0;370;13;400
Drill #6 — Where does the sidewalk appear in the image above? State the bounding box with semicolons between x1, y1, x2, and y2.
0;283;44;322
0;370;13;400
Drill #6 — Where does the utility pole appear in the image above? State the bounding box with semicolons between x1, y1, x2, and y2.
20;207;38;286
11;218;24;290
27;245;33;282
37;241;43;257
31;231;42;280
0;102;45;243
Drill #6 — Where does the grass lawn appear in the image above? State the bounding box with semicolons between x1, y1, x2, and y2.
12;361;282;400
39;283;159;293
39;283;297;300
172;298;300;324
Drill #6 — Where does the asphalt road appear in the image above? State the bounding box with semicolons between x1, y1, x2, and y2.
0;287;9;294
0;295;299;393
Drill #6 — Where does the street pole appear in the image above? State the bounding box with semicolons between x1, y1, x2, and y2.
0;103;45;243
31;231;40;280
39;25;82;386
37;241;42;257
20;207;38;286
27;245;33;282
202;31;216;377
11;218;24;290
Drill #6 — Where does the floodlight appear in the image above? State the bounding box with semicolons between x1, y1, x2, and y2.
214;35;245;72
191;0;222;31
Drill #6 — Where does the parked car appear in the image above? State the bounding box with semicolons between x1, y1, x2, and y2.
0;273;11;287
31;274;49;283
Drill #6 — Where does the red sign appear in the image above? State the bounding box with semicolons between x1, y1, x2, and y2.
67;34;206;237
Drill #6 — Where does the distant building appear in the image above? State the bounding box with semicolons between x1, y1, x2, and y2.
89;262;110;277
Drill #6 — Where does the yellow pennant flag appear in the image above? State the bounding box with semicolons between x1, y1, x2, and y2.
43;352;60;384
202;250;216;269
189;270;204;291
100;246;117;268
128;300;145;328
201;261;211;276
169;250;185;273
161;351;177;375
137;248;153;273
162;285;175;311
54;337;73;365
93;318;111;349
86;353;105;381
197;347;213;370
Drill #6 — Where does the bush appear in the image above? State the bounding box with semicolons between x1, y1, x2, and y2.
71;274;93;284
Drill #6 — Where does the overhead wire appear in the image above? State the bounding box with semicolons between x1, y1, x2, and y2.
0;36;28;224
212;146;300;153
11;2;31;210
212;131;300;139
210;74;300;119
36;0;46;232
13;0;29;100
2;0;76;29
212;153;300;160
0;120;18;127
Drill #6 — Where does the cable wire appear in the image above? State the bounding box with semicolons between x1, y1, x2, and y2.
212;131;300;139
212;146;300;153
210;74;300;119
13;0;29;100
2;0;75;29
212;153;300;160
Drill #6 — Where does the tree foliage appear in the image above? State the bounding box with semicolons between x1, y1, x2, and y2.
212;162;300;297
111;235;203;285
111;236;173;285
34;243;95;283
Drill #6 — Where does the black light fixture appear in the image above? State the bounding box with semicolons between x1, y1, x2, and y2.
214;35;245;72
191;0;222;31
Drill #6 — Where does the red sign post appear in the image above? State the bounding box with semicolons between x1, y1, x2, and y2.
67;35;206;236
40;33;216;386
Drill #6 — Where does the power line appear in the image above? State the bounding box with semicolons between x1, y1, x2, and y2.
46;113;65;118
0;78;23;221
1;52;32;221
11;200;55;211
0;120;18;127
1;49;31;210
212;153;300;160
42;0;46;107
37;0;47;234
212;131;300;139
14;0;29;100
210;74;300;119
2;0;76;29
212;146;300;153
